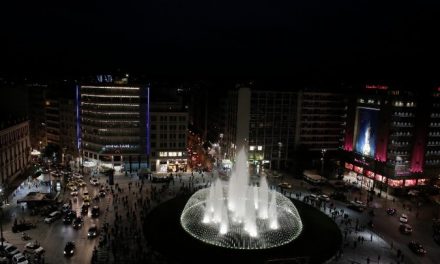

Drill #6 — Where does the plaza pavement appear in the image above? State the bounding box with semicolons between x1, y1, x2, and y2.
0;169;430;264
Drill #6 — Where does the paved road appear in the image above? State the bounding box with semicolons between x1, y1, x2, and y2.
2;167;439;264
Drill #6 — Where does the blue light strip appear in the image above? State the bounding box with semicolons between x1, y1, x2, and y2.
76;84;81;150
146;84;150;156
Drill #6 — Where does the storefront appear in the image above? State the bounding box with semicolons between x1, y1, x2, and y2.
344;161;429;189
154;151;188;173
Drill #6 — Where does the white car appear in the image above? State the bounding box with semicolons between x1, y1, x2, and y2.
24;241;44;255
400;214;408;223
44;211;61;224
319;194;330;202
72;173;83;179
12;253;28;264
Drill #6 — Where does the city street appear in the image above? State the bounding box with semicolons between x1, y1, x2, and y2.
1;165;440;264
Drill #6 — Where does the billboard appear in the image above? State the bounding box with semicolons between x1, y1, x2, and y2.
355;107;379;158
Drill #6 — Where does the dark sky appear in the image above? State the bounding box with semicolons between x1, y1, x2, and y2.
2;1;440;82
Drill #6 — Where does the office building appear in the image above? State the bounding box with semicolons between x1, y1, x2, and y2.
0;119;31;187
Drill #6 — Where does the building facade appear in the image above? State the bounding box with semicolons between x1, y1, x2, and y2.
149;102;188;173
28;84;48;150
222;84;348;172
79;82;149;171
296;91;347;151
223;85;299;170
0;120;31;187
341;85;432;193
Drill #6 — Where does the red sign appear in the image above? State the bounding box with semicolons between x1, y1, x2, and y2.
366;85;388;90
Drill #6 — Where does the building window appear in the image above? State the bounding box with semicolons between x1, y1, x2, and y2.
250;146;255;151
257;146;263;151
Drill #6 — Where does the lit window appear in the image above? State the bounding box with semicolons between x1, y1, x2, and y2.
250;146;255;151
257;146;263;151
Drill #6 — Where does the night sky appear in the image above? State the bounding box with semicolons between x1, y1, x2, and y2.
2;1;440;82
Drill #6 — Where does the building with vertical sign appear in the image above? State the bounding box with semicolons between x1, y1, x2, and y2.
341;85;435;193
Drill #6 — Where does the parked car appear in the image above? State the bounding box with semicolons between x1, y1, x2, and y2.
308;194;318;201
348;201;366;212
24;241;44;255
11;253;28;264
278;182;292;189
400;213;408;223
399;224;413;234
99;190;106;197
44;211;61;224
70;191;78;196
4;244;20;257
319;194;330;202
72;173;83;179
64;242;75;257
408;241;427;255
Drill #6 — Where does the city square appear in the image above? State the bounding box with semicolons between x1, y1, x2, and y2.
2;1;440;264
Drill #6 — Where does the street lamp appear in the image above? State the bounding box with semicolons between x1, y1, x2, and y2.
277;142;283;171
321;149;327;177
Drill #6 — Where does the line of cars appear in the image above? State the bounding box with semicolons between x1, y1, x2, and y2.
0;240;45;264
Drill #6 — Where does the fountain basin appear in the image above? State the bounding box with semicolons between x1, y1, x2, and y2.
180;187;303;250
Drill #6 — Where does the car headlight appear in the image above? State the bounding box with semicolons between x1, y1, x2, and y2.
64;251;66;254
70;250;74;253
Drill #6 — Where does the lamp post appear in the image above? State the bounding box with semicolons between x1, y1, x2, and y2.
321;148;327;177
277;142;283;171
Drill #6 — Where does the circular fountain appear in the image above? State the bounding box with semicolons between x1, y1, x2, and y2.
180;149;303;250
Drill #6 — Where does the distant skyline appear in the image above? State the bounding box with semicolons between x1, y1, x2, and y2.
2;1;440;82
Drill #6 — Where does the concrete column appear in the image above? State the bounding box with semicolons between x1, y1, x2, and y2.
236;87;251;152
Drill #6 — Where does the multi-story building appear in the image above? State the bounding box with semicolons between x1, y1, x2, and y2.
45;98;60;145
150;101;188;173
223;84;299;170
222;84;348;172
0;119;31;188
28;84;48;150
79;79;149;171
296;91;347;151
59;96;78;164
341;85;432;193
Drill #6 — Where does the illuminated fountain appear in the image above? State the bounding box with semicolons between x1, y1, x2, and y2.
180;148;303;250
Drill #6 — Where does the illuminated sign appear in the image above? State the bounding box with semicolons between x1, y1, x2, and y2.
366;85;388;90
96;75;113;83
345;162;353;170
355;108;379;158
